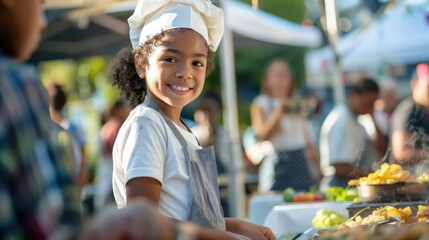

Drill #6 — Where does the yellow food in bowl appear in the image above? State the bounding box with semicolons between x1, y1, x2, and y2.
348;163;415;186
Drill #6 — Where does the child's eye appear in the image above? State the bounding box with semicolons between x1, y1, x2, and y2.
164;58;177;63
193;61;204;67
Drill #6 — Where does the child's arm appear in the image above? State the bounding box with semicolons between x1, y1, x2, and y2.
126;177;162;205
250;100;283;141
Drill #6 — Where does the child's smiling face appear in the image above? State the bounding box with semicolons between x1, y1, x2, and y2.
142;29;209;111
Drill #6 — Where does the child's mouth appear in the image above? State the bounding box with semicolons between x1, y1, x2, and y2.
168;84;192;95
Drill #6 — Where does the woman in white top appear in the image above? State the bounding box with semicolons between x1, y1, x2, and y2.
250;59;319;192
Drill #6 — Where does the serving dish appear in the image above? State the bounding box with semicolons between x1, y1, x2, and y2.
356;181;429;203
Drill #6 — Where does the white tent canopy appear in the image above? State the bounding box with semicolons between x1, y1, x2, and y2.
41;0;322;47
225;0;321;47
104;0;322;47
37;0;322;60
306;0;429;74
32;0;322;62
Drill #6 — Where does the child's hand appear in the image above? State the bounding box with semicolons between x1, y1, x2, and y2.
225;218;276;240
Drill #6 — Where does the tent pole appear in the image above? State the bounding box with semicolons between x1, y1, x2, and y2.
324;0;345;104
219;0;246;219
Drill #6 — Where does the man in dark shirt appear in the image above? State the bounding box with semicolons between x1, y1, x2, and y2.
391;63;429;174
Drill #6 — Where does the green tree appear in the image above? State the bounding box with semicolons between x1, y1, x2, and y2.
247;0;306;23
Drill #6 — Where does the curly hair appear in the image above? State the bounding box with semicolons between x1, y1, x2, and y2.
112;29;216;108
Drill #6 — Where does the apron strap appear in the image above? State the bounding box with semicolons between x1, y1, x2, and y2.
143;97;189;148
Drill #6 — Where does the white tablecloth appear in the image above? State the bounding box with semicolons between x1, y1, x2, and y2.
263;201;351;234
248;193;284;225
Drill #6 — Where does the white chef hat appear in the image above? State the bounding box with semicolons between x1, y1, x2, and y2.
128;0;224;51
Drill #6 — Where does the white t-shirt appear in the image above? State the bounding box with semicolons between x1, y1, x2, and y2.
112;104;199;221
254;95;307;151
319;104;368;176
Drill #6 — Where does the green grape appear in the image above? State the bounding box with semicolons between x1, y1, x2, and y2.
312;209;346;228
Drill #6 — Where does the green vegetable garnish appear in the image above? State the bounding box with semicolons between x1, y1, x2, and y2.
342;207;370;225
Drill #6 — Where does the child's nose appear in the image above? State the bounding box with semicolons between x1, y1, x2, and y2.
175;63;192;79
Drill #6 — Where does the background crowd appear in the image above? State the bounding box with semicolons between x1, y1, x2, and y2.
40;57;429;215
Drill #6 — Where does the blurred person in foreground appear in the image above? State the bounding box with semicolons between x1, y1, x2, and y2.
0;0;219;239
320;78;381;189
250;59;320;192
47;82;88;190
391;63;429;175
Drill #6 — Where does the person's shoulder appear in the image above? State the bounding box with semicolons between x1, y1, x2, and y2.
326;104;348;119
254;94;268;102
0;55;47;123
129;104;163;123
322;104;350;129
0;56;41;96
334;104;349;113
391;97;418;131
125;104;168;134
392;97;414;117
336;104;355;118
116;105;170;148
253;94;271;106
0;54;38;82
397;97;413;109
100;119;120;131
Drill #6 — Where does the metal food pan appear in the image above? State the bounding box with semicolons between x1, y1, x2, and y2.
356;182;429;203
